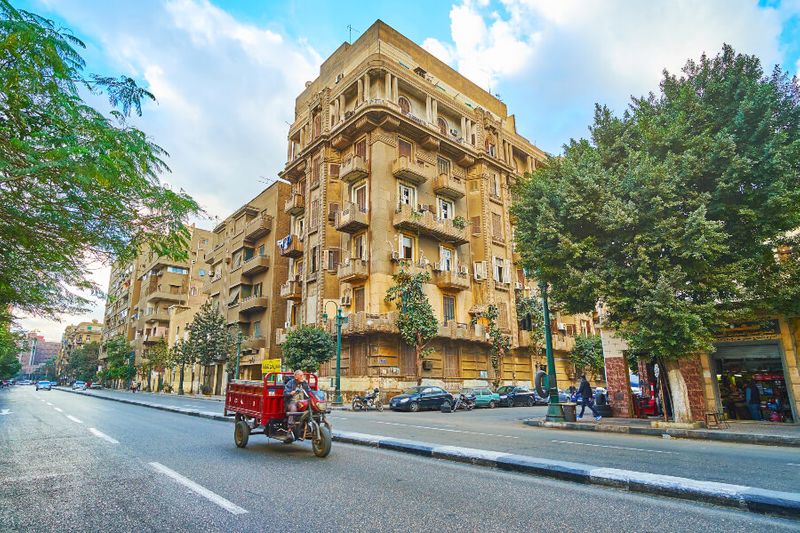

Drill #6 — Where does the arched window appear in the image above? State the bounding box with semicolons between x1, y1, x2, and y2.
437;116;448;135
398;96;411;115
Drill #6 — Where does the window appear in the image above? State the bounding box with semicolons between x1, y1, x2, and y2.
311;156;321;186
398;138;413;159
354;286;365;313
244;247;254;261
443;295;455;325
354;138;367;160
312;113;321;138
440;247;453;272
485;135;496;157
494;257;505;283
400;234;414;260
471;216;481;235
492;212;503;240
310;199;320;229
232;251;242;268
326;248;341;270
294;259;304;278
437;156;450;177
258;244;265;257
189;286;197;297
198;268;206;277
295;217;305;235
167;266;189;275
353;184;367;212
491;173;501;197
437;197;454;220
252;283;262;297
353;233;367;261
398;96;411;115
437;116;448;135
253;320;261;337
398;183;415;207
310;246;318;273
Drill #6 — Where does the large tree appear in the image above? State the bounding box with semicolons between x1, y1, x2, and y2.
101;335;132;387
143;337;170;392
0;1;201;320
512;46;800;422
0;326;22;379
186;301;233;393
65;341;100;382
472;304;511;388
282;325;335;373
170;338;194;395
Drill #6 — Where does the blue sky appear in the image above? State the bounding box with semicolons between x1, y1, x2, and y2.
13;0;800;340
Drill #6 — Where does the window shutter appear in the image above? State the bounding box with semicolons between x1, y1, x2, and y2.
504;260;512;284
491;256;497;279
497;302;509;330
328;202;340;224
332;248;341;268
471;216;481;235
517;269;525;284
329;163;340;179
321;250;329;271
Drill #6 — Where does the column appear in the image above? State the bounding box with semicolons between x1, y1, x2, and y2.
332;100;339;126
426;95;432;123
339;94;345;122
392;75;398;103
357;78;363;104
460;116;466;138
363;73;370;100
431;99;438;124
384;71;391;100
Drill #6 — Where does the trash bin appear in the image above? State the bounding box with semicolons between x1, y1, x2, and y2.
561;402;577;422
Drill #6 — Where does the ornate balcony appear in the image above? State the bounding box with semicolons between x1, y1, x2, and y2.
278;235;303;258
436;322;490;344
239;295;268;315
391;156;432;185
337;258;369;283
280;280;302;300
244;213;273;241
432;268;470;291
432;173;466;200
335;202;369;234
325;312;399;337
339;155;369;184
392;205;469;245
284;193;305;215
553;334;576;352
242;255;270;276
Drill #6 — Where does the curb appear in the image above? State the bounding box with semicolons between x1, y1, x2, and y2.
523;419;800;448
53;388;800;518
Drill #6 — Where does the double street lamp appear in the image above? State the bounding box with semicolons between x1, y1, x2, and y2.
322;301;348;406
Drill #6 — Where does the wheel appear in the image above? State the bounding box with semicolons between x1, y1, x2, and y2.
351;399;363;411
375;400;384;412
527;397;535;407
313;425;332;458
489;400;497;409
506;399;515;408
440;401;452;413
234;420;250;448
409;401;420;413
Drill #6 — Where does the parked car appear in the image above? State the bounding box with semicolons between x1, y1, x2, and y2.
89;383;103;390
18;380;32;386
496;385;538;407
35;380;52;391
468;387;501;408
72;381;87;390
389;386;454;412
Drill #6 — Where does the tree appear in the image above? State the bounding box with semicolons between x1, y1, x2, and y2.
187;301;233;393
102;335;132;387
0;1;201;320
65;341;100;382
472;305;511;389
385;269;439;385
0;327;22;379
512;46;800;422
516;293;545;356
39;357;56;381
569;335;604;380
143;338;170;392
282;325;335;372
169;339;194;395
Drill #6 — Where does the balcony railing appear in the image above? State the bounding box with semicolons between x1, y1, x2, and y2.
553;334;576;352
279;279;302;300
244;213;273;241
242;254;270;276
241;336;266;352
392;205;469;245
431;268;470;291
284;193;305;215
337;258;369;283
325;312;399;337
391;156;432;185
335;201;369;234
239;295;269;314
436;321;489;343
278;235;303;258
339;155;369;184
432;173;466;200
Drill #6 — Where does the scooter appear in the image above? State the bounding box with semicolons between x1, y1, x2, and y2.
351;388;384;412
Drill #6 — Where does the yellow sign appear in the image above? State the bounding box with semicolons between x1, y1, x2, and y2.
261;358;282;375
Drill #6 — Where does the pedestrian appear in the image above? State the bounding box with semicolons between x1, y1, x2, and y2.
745;381;761;421
576;375;601;422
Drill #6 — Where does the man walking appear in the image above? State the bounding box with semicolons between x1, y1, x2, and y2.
745;381;762;421
576;375;601;422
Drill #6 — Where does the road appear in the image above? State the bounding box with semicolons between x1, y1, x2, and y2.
1;387;798;532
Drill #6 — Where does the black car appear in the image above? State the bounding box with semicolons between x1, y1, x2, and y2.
496;386;538;407
389;386;454;412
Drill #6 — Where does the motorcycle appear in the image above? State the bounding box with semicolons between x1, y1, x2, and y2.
442;393;475;412
258;386;332;457
351;388;384;412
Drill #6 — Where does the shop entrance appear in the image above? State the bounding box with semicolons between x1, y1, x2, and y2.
712;343;793;423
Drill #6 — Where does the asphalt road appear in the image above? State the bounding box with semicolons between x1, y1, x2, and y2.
1;387;798;532
63;387;800;492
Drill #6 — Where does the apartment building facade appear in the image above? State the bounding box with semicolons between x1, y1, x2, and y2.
56;320;103;379
101;260;142;351
273;21;597;395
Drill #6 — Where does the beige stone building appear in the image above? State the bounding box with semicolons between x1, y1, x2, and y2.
272;21;596;396
101;260;142;351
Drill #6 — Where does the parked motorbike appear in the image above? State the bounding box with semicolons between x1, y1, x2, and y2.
442;393;475;412
351;388;384;412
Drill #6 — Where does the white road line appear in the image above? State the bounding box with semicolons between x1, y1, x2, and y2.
66;415;84;424
45;402;53;406
53;407;63;412
368;419;519;439
89;428;119;444
788;463;800;467
551;439;678;455
148;462;248;515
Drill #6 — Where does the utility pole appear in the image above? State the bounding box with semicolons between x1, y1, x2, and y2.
540;280;565;422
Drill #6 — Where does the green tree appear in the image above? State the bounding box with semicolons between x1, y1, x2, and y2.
187;301;233;393
385;269;439;385
281;325;335;372
143;337;170;392
472;304;512;389
0;327;22;379
0;1;201;320
568;335;604;379
516;293;545;355
39;357;56;381
170;339;194;395
102;335;132;387
65;341;100;382
512;46;800;422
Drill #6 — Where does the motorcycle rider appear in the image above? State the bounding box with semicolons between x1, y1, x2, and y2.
284;370;311;441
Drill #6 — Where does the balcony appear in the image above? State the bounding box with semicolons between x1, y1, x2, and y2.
142;332;167;345
436;322;490;344
275;327;296;345
432;268;470;291
553;334;576;352
284;193;305;215
278;235;303;258
141;310;170;325
280;280;302;300
339;155;369;184
241;336;266;352
392;205;469;245
242;254;270;276
391;156;432;185
239;295;268;315
244;213;273;241
433;173;466;200
325;312;399;337
146;288;186;304
337;258;369;283
335;202;369;234
518;330;533;348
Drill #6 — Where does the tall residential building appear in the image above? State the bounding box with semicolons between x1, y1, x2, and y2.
101;259;143;349
273;21;597;394
19;332;60;377
56;320;103;379
200;181;292;391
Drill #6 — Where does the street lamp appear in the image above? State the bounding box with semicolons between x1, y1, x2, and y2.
233;330;243;380
539;279;565;422
323;301;348;406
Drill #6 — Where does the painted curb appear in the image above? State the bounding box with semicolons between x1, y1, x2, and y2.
53;388;800;518
523;419;800;448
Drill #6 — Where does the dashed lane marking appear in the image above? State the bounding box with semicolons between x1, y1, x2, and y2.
66;415;84;424
149;462;248;515
788;463;800;467
89;428;119;444
45;402;53;406
53;407;63;412
551;439;679;454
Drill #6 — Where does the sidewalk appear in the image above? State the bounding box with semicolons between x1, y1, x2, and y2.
524;416;800;447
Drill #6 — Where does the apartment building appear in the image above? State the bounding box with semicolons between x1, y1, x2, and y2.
273;21;597;395
56;320;103;379
101;260;142;351
202;181;292;390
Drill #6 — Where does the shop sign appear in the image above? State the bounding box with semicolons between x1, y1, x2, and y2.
754;373;784;381
716;320;780;341
261;358;281;374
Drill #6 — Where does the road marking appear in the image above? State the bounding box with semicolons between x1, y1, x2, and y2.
45;402;53;406
66;415;84;424
53;407;63;412
788;463;800;467
89;428;119;444
148;462;248;515
551;439;678;455
0;409;11;416
362;419;519;439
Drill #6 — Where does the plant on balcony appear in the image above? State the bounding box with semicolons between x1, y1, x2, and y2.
385;270;438;385
282;325;335;372
187;301;234;395
471;304;511;389
452;216;467;230
568;334;605;381
516;294;545;354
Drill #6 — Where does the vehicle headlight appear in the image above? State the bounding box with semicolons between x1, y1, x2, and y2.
500;395;507;399
399;397;409;403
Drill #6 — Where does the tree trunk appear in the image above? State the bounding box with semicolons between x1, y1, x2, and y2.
664;359;692;423
190;365;195;395
415;344;423;386
178;364;185;395
147;370;152;392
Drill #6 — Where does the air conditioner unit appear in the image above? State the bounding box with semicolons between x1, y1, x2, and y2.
284;322;291;329
514;282;523;290
335;73;344;83
458;265;468;276
391;251;401;262
557;322;567;331
341;295;352;306
450;128;458;136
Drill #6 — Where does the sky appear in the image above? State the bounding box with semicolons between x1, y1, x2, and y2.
14;0;800;341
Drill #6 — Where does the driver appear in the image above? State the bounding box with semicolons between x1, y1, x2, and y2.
284;370;311;440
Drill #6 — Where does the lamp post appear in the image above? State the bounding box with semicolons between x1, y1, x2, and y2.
323;301;348;406
540;279;565;422
233;330;243;380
